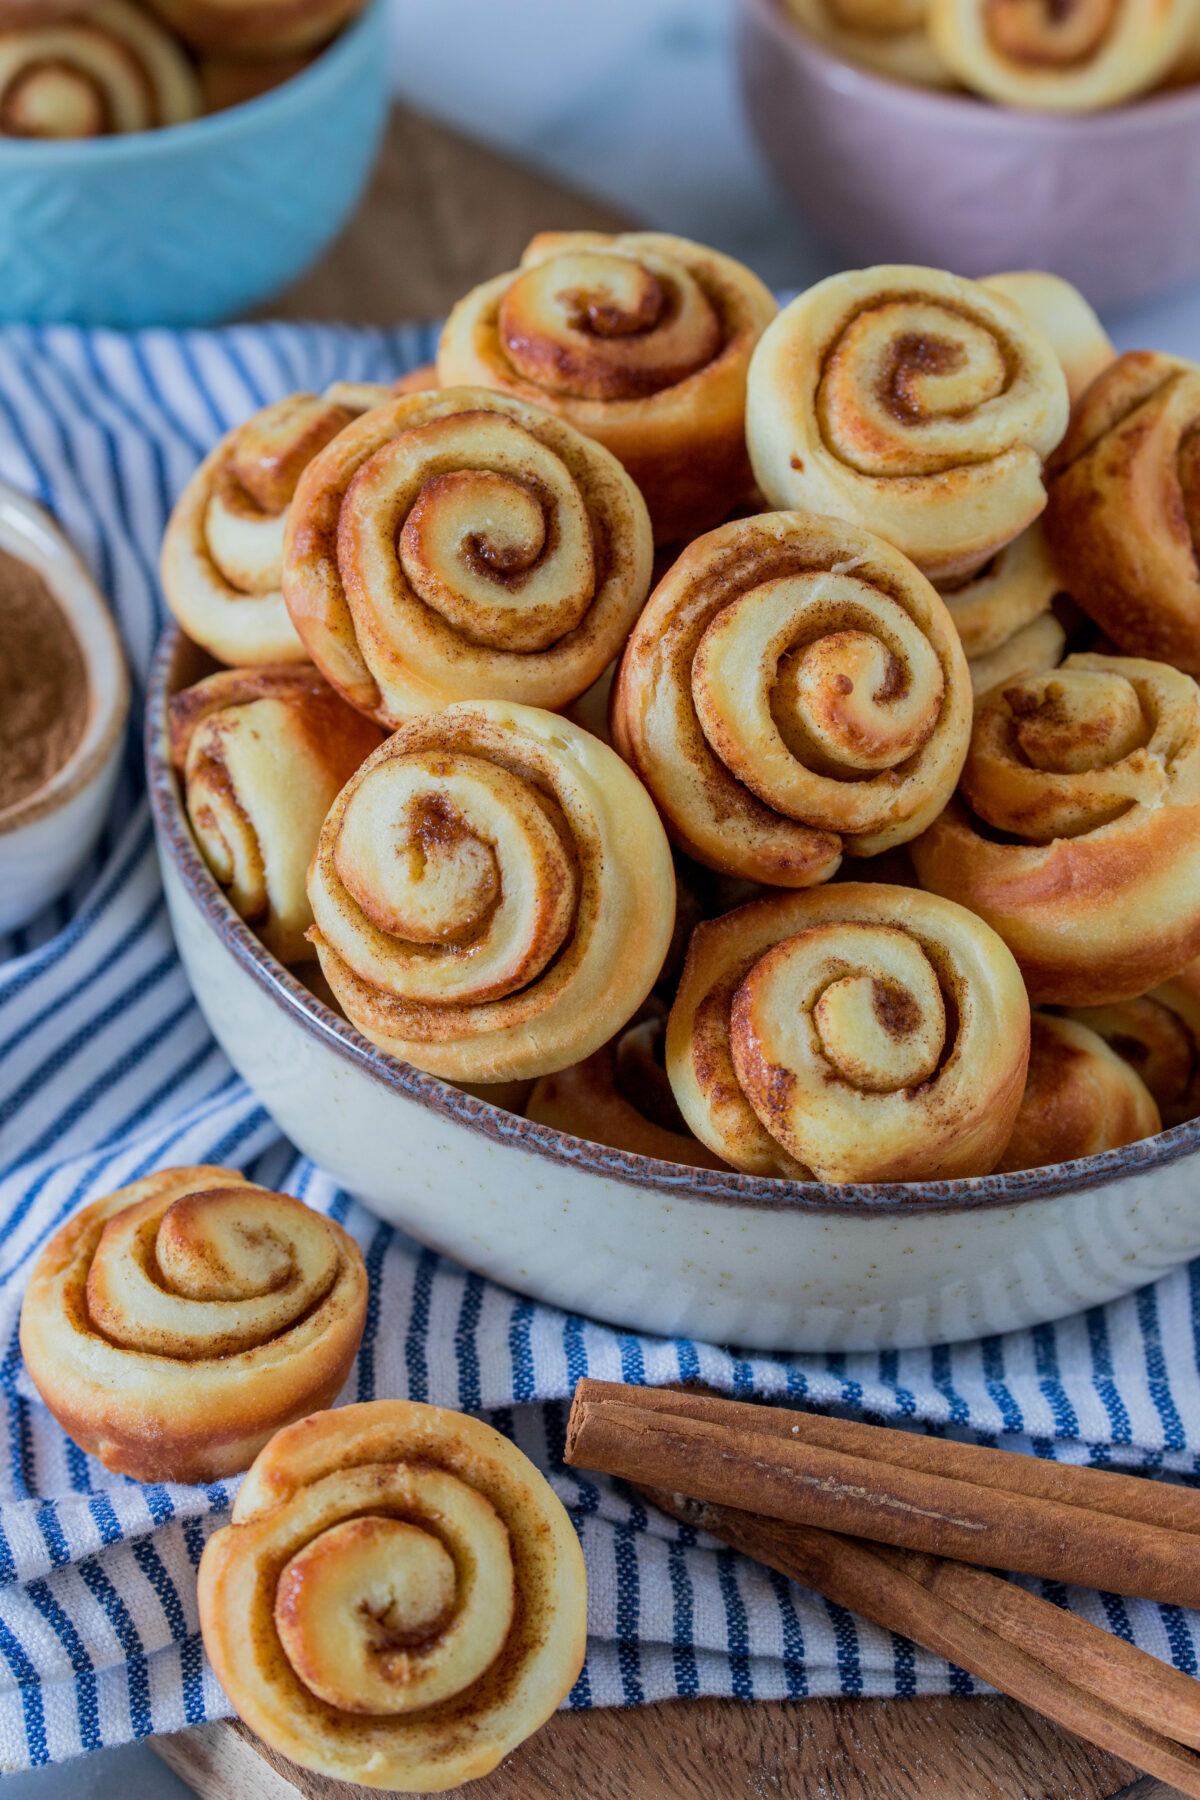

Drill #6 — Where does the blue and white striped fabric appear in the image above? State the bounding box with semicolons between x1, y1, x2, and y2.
2;321;1200;1771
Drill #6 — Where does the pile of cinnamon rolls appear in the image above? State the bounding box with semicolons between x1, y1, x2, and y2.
780;0;1200;110
0;0;367;136
162;234;1200;1186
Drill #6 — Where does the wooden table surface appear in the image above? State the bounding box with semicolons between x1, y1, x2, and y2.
157;103;1186;1800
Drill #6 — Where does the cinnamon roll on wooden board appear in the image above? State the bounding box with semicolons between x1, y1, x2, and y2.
995;1014;1161;1173
169;664;382;962
19;1167;368;1483
0;0;200;138
198;1400;587;1790
437;231;777;544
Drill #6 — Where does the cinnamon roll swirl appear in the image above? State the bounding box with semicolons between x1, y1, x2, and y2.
282;387;653;724
198;1401;586;1790
1045;351;1200;673
1062;956;1200;1127
781;0;953;85
746;266;1069;582
169;665;382;963
981;272;1115;406
666;884;1029;1183
929;0;1198;109
161;384;392;667
144;0;366;54
995;1014;1160;1173
936;523;1066;697
911;655;1200;1004
19;1167;368;1483
437;231;777;543
307;701;676;1083
526;1009;729;1170
0;0;200;138
610;512;972;885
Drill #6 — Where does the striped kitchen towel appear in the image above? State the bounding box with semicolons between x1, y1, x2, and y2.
1;320;1199;1770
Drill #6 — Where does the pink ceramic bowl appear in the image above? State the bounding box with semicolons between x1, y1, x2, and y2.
736;0;1200;311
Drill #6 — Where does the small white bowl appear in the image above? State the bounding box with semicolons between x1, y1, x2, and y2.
0;484;129;936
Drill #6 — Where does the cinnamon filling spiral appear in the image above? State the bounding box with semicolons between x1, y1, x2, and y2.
0;0;200;137
197;1401;587;1791
984;0;1116;65
18;1167;368;1483
929;0;1195;108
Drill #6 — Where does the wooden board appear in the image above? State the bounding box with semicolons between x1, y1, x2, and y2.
156;104;1185;1800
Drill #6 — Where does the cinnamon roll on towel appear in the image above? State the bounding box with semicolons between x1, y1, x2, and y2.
981;272;1115;406
666;884;1029;1183
161;383;394;666
527;1010;729;1170
437;231;777;543
307;701;676;1084
935;522;1066;697
611;511;972;885
746;266;1068;582
0;0;199;137
1045;351;1200;673
282;386;652;724
930;0;1198;110
1062;956;1200;1128
995;1015;1160;1173
19;1167;368;1483
169;665;382;962
911;655;1200;1004
144;0;367;54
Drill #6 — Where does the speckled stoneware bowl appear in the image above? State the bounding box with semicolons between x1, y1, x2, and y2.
148;626;1200;1353
736;0;1200;312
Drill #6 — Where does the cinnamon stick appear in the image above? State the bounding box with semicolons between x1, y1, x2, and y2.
565;1385;1200;1608
640;1486;1200;1800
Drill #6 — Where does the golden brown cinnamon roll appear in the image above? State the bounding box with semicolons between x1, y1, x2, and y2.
936;523;1066;697
746;266;1069;582
198;1401;586;1790
307;701;676;1083
666;884;1029;1183
611;511;972;885
911;654;1200;1004
161;385;393;666
0;0;200;138
282;386;652;725
995;1014;1160;1173
1044;351;1200;673
168;665;383;962
526;1010;729;1170
980;272;1115;406
781;0;954;84
1061;956;1200;1127
19;1167;368;1483
144;0;365;54
929;0;1197;109
437;231;777;544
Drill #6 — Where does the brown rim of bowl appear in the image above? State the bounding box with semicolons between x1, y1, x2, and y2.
146;623;1200;1217
739;0;1200;134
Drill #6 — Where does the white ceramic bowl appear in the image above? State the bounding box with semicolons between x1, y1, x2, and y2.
0;485;128;935
148;627;1200;1353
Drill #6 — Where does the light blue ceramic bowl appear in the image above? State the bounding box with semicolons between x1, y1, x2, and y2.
0;0;389;328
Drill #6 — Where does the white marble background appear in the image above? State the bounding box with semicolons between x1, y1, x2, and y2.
10;5;1200;1793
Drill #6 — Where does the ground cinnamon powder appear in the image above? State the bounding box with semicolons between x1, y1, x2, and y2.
0;548;90;814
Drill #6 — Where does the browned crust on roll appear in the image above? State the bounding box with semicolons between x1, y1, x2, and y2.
167;662;357;769
143;0;364;53
995;1013;1160;1173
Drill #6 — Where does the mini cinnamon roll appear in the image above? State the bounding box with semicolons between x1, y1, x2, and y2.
611;511;972;885
282;386;652;725
169;665;383;962
911;655;1200;1004
666;884;1029;1183
1062;956;1200;1127
307;701;676;1083
143;0;366;54
781;0;954;85
995;1014;1160;1173
929;0;1196;109
161;384;393;666
437;231;777;544
980;272;1115;406
19;1167;368;1483
1044;351;1200;674
0;0;200;138
935;523;1066;697
746;266;1069;582
526;1010;729;1170
198;1400;587;1790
